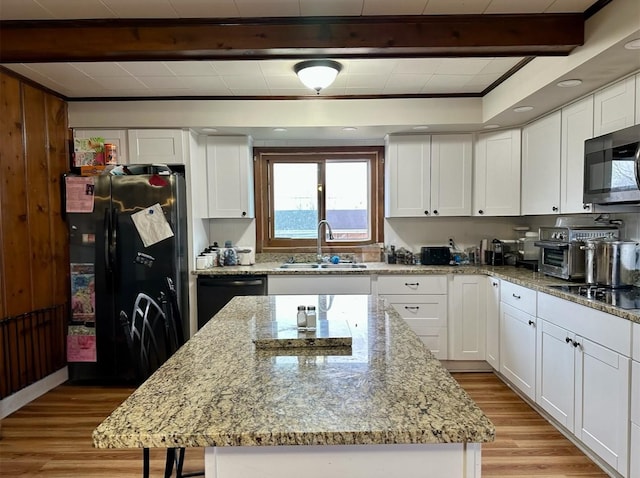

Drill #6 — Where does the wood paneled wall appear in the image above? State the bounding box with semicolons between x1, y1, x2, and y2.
0;69;70;397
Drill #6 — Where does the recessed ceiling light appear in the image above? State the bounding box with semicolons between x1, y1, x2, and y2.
273;128;287;132
412;126;429;130
556;79;582;88
201;127;217;133
513;106;534;113
483;124;500;129
342;127;357;132
624;39;640;50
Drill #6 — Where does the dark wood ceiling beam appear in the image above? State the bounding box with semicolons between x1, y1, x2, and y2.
0;14;584;63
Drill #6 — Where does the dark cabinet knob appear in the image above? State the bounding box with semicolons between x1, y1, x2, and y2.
433;210;438;215
528;320;535;326
241;211;247;217
552;206;558;212
424;210;429;215
565;337;572;344
583;204;590;210
478;209;484;215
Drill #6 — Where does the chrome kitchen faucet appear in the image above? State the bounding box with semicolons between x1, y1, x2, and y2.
316;220;334;263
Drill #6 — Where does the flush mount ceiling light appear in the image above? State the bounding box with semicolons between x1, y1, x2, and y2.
294;60;342;94
557;79;583;88
624;39;640;49
483;124;500;129
513;106;534;113
412;126;429;130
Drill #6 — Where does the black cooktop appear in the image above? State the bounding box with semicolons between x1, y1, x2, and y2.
548;284;640;309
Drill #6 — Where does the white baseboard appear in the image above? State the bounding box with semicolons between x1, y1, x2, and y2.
0;367;68;419
442;360;494;373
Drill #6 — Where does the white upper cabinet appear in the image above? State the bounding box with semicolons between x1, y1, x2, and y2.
205;136;254;218
385;135;432;217
560;96;594;214
385;134;472;217
128;129;187;164
74;129;128;164
521;111;561;215
593;76;636;136
430;134;473;216
473;129;521;216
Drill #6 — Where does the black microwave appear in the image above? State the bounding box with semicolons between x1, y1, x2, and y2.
583;124;640;205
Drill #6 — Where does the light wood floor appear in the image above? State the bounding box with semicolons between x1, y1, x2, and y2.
0;373;609;477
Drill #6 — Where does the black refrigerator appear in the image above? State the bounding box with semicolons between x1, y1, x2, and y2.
64;167;188;383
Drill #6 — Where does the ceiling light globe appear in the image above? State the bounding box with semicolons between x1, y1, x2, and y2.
294;60;342;94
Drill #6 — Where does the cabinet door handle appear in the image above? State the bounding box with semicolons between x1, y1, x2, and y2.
478;209;484;215
583;204;590;210
404;282;419;287
433;210;438;215
565;337;572;344
404;306;420;311
512;293;521;299
241;211;247;217
528;320;535;326
572;341;581;349
492;282;498;287
552;206;558;212
424;210;429;215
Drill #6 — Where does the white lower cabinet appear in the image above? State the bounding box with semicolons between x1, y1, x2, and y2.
485;277;500;370
378;275;448;360
449;275;486;360
537;293;632;477
500;302;537;400
630;323;639;478
575;336;630;475
536;319;575;430
499;281;537;400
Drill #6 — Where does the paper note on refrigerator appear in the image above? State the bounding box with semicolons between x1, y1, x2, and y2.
65;176;95;213
131;203;174;247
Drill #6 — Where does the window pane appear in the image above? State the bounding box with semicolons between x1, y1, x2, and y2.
326;161;369;241
273;163;318;238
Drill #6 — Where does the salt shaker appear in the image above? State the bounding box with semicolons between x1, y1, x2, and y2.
305;306;316;331
296;305;307;329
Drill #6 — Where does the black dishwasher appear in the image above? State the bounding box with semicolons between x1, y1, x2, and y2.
196;275;267;329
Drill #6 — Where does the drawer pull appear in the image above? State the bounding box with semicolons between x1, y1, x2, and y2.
528;320;535;326
404;306;420;311
565;337;572;344
512;293;521;299
572;340;581;349
405;282;419;287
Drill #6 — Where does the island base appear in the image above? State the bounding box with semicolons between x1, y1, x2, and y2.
205;443;482;478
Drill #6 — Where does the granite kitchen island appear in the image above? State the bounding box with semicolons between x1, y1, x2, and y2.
93;295;495;478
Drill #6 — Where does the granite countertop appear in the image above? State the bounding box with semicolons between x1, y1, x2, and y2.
194;262;640;324
93;295;495;449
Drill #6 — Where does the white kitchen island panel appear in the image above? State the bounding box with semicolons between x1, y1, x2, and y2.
205;443;481;478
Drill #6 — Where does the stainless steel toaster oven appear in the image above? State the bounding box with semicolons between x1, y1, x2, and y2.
534;226;619;281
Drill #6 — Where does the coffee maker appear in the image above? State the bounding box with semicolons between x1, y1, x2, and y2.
485;239;505;266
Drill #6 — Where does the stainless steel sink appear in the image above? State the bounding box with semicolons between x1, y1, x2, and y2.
277;263;367;270
318;263;367;269
277;263;320;269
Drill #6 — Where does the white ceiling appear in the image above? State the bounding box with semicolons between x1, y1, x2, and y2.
0;0;601;20
0;0;597;99
4;0;639;142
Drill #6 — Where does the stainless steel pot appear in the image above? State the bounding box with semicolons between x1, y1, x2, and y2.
584;239;640;288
